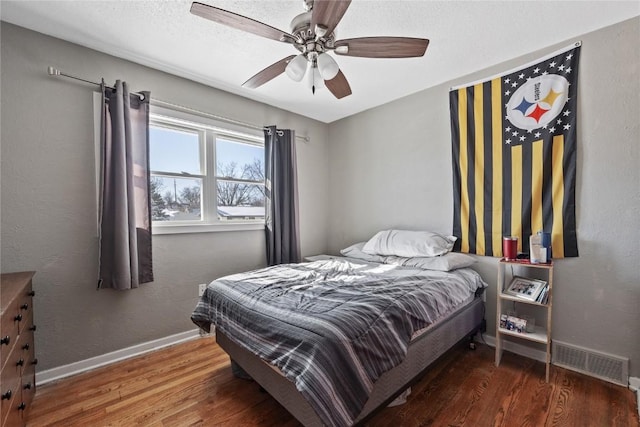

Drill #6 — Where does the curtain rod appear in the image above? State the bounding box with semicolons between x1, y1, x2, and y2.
47;66;310;142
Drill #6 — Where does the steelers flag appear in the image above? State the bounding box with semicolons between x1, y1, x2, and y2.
450;43;580;258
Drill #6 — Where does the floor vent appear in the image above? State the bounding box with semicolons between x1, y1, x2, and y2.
552;340;628;386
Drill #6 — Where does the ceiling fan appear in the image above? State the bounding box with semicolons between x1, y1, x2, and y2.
190;0;429;99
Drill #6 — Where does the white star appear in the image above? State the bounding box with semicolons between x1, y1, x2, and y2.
533;67;540;74
558;64;565;71
512;131;519;137
549;126;556;133
505;78;511;84
566;53;573;60
505;90;511;96
542;124;548;129
564;123;571;130
534;132;542;138
505;126;512;132
520;135;526;142
518;73;525;79
542;71;549;75
512;82;518;88
557;119;563;125
566;67;572;73
563;110;571;116
506;139;512;145
549;61;557;67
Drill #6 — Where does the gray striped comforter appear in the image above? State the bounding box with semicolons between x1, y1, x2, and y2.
191;259;486;426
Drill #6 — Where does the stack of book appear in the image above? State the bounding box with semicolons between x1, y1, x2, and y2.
535;284;549;304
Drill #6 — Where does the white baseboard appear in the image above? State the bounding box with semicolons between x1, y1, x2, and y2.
629;377;640;418
479;333;548;363
37;329;201;385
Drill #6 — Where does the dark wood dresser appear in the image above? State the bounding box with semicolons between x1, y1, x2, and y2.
1;272;36;427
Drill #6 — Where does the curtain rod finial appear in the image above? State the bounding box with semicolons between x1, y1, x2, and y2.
47;66;60;76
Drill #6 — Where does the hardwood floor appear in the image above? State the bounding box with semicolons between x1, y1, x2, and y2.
27;336;639;426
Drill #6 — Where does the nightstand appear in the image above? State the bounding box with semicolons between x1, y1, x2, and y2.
495;259;554;382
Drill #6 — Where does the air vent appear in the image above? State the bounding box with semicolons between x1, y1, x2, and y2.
552;340;628;386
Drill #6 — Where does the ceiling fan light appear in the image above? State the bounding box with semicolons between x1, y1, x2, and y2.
317;53;339;80
285;54;308;82
335;45;349;55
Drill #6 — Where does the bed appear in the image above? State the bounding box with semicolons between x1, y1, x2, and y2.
191;247;487;427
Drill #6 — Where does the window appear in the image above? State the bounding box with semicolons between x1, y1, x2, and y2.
149;106;265;234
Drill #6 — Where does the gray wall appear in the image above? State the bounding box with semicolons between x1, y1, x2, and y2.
0;22;330;371
327;17;640;376
2;17;639;379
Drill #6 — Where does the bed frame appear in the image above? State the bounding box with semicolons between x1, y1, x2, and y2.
216;295;485;426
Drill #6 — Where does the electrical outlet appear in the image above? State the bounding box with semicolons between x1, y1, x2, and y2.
198;283;207;297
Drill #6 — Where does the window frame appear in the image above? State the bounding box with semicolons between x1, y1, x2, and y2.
149;105;266;235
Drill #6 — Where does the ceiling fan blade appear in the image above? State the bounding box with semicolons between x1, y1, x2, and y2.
325;70;352;99
311;0;352;36
191;2;295;44
242;55;297;89
334;37;429;58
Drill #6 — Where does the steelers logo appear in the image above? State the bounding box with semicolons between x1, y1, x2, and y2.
506;74;569;131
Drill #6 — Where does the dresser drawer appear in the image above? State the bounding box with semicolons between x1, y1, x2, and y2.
14;331;32;378
0;303;20;372
15;283;32;336
1;390;22;427
20;362;35;412
1;272;36;427
1;361;20;427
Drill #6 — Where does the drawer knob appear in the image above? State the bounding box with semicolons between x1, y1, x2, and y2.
23;383;32;390
1;390;11;400
31;358;39;366
28;290;35;297
29;325;37;332
14;314;23;322
17;402;26;411
22;343;30;351
21;303;29;310
16;358;24;367
0;336;9;345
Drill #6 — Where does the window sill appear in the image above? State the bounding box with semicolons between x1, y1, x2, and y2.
152;222;265;235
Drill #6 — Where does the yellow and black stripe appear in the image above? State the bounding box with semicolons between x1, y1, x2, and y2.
450;45;579;258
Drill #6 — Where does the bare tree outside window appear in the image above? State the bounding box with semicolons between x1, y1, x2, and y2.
150;177;169;220
217;159;265;207
149;119;265;226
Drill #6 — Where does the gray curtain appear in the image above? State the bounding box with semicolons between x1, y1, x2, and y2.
98;80;153;289
264;125;301;265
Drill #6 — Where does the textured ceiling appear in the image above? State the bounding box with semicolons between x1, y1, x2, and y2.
1;1;638;123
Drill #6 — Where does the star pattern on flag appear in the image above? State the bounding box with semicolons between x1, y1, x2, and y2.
502;47;578;146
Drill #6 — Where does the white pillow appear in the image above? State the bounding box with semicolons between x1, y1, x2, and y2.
362;230;457;258
394;252;476;272
340;242;388;263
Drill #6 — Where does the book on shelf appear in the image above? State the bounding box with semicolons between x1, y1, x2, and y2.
536;285;549;304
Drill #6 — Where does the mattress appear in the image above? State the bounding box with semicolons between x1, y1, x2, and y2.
216;295;485;426
192;258;487;426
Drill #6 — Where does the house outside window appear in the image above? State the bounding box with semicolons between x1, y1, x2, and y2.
149;106;265;234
